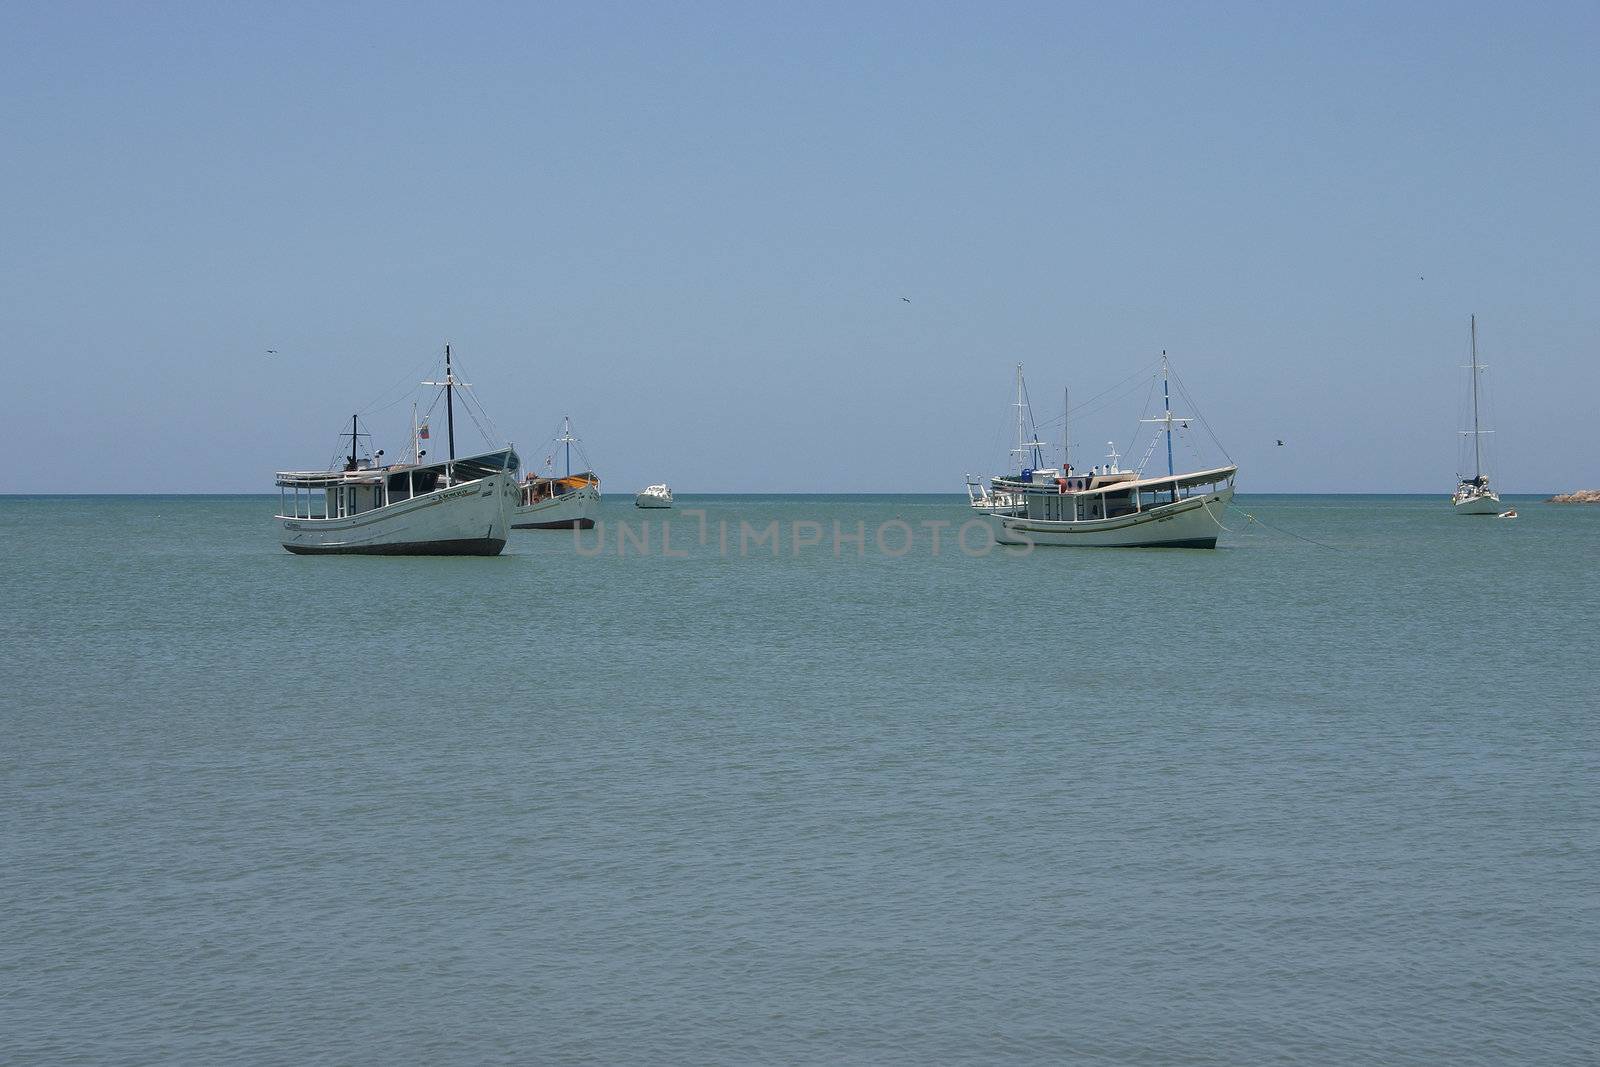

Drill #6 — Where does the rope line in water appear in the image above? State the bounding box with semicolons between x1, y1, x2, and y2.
1226;503;1342;551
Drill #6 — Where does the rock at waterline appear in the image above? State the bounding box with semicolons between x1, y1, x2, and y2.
1546;489;1600;503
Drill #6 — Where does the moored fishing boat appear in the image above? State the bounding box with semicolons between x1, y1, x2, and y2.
275;346;520;555
980;353;1237;549
514;416;600;529
1452;315;1501;515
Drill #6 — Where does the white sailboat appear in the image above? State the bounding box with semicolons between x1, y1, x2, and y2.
275;346;520;555
965;363;1052;514
1452;315;1501;515
982;353;1237;549
514;416;600;529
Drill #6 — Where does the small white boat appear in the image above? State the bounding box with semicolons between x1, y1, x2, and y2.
976;354;1237;549
514;417;600;530
1498;508;1518;519
635;484;673;508
275;347;520;555
1452;315;1502;515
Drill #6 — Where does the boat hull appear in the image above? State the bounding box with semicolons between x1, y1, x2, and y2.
635;495;672;509
1452;492;1501;515
990;487;1233;548
279;473;516;556
513;485;599;529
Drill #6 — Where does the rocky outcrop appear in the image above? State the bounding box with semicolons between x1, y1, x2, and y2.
1546;489;1600;503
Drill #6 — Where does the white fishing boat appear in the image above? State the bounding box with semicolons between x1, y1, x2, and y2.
1452;315;1502;515
275;346;520;555
514;416;600;529
982;354;1237;549
635;484;673;508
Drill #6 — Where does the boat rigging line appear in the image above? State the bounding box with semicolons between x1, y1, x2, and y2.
1169;364;1234;464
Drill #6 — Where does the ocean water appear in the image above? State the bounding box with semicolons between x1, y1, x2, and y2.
1;493;1596;1065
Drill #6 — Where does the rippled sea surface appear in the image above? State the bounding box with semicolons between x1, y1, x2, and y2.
2;494;1596;1065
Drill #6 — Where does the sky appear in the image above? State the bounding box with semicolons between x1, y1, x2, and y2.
1;0;1596;493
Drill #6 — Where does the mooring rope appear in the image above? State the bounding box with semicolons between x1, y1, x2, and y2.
1227;503;1341;551
1199;495;1232;532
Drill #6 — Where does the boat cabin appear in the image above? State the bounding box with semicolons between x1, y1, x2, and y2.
276;449;519;521
521;471;598;507
993;464;1237;523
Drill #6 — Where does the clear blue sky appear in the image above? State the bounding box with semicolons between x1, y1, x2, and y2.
2;1;1595;492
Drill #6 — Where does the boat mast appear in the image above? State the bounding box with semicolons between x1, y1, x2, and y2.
1162;351;1175;479
1063;386;1070;473
421;346;462;481
444;344;457;466
1014;362;1026;471
563;416;572;477
1470;314;1482;481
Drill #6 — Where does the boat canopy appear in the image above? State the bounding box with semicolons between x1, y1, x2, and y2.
995;464;1237;496
524;470;599;489
276;447;519;488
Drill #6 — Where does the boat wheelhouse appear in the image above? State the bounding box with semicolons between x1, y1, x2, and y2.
274;345;521;555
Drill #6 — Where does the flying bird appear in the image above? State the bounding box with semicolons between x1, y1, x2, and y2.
266;349;278;355
901;297;911;303
1276;439;1284;446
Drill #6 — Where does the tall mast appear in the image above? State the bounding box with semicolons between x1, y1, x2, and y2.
1140;350;1189;489
343;414;369;471
1162;351;1175;478
564;416;572;476
1015;362;1026;470
444;344;457;465
1063;386;1070;473
1470;315;1482;480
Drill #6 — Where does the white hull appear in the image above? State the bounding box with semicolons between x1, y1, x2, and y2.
513;485;599;529
991;487;1233;548
279;473;516;555
1452;492;1501;515
635;491;673;508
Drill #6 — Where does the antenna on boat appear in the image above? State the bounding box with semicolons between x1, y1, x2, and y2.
1105;441;1121;474
561;415;573;477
